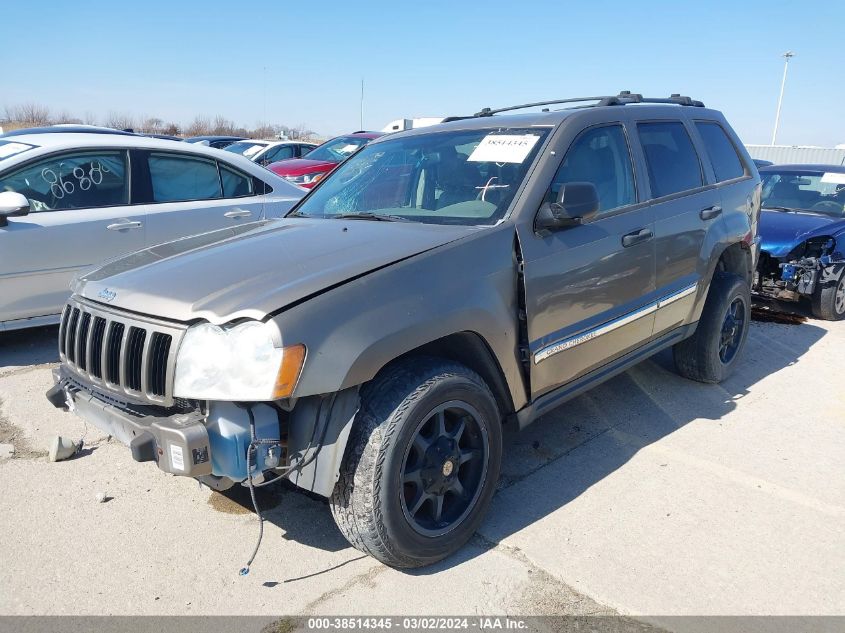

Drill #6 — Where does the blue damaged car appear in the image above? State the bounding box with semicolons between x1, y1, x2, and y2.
755;164;845;320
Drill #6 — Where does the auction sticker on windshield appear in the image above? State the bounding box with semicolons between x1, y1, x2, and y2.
468;134;541;163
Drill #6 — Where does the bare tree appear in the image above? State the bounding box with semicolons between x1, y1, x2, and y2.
105;111;135;131
55;111;83;124
0;102;318;141
211;115;238;136
186;115;211;136
5;102;51;126
140;116;164;133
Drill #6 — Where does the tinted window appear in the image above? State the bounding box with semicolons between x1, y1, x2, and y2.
638;122;703;198
149;153;221;202
267;145;295;162
695;122;744;182
0;151;127;212
220;165;254;197
548;125;636;214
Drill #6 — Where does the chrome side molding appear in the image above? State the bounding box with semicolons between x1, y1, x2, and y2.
534;282;698;364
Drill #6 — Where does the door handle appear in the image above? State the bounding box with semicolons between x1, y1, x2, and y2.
700;205;722;220
106;220;143;231
621;228;653;247
224;209;252;219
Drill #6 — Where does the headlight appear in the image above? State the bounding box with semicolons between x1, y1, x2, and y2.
283;171;325;185
173;321;305;401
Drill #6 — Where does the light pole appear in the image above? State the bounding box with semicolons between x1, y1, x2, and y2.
771;51;794;146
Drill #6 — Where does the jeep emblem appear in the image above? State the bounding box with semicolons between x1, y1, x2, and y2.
97;288;117;302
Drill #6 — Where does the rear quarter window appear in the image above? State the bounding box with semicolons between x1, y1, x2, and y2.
695;121;745;182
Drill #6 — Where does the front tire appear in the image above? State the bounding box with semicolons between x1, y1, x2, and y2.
330;358;502;568
673;272;751;383
811;268;845;321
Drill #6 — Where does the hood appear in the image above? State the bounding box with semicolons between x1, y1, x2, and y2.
76;218;479;324
268;158;337;176
759;209;842;258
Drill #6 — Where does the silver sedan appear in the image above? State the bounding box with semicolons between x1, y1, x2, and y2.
0;128;304;331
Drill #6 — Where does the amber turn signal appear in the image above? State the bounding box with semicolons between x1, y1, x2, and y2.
271;344;306;399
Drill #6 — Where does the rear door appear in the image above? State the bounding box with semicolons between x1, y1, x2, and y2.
136;151;271;246
635;119;722;334
692;118;757;257
521;122;656;399
0;149;141;324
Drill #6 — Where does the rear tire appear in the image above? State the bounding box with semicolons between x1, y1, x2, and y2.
811;268;845;321
673;272;751;384
330;358;502;568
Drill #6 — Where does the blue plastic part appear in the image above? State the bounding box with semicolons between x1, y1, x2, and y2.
206;403;280;481
781;264;797;281
239;567;250;576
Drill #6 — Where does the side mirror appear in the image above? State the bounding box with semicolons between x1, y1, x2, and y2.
0;191;30;227
536;182;599;230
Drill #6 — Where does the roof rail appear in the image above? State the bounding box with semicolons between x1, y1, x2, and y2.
474;91;704;117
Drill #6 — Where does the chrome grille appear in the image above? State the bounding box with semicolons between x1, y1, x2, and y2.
58;297;186;406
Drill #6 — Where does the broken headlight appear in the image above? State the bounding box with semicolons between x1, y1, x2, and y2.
173;321;305;401
800;237;835;259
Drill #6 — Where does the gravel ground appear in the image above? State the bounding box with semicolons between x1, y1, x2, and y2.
0;315;842;629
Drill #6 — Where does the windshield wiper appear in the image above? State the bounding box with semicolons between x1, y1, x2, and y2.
764;205;800;213
331;212;416;222
287;210;311;218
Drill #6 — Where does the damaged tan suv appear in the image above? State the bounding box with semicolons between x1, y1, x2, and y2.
48;93;761;568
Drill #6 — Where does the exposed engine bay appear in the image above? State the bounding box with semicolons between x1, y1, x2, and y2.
755;237;843;302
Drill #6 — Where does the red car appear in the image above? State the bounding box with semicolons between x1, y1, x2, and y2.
267;131;381;188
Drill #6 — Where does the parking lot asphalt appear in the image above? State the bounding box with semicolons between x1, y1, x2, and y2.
0;316;843;628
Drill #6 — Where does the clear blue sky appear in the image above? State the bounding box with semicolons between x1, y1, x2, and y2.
3;0;843;145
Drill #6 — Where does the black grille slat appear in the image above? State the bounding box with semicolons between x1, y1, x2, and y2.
59;299;181;405
77;313;92;371
59;306;71;357
125;327;146;392
105;322;125;385
90;317;107;378
66;309;80;364
147;333;172;397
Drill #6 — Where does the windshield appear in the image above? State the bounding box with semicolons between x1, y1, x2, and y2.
291;127;550;226
223;141;267;158
761;170;845;217
304;136;373;162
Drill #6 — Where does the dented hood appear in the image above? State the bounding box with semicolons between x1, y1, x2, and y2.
759;209;841;258
76;218;478;324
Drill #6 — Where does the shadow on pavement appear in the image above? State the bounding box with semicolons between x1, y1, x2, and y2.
206;319;828;574
0;325;59;371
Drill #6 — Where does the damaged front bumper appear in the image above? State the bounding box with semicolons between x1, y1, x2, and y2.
47;367;223;481
47;367;359;497
755;252;844;302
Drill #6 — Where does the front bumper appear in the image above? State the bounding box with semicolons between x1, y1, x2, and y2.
48;367;213;478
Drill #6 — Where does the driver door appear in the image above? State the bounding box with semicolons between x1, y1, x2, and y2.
0;150;144;326
519;123;657;399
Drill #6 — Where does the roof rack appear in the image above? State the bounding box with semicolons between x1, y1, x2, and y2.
474;91;704;117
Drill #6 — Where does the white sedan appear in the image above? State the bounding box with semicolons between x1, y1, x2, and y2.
0;127;304;331
223;139;318;166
